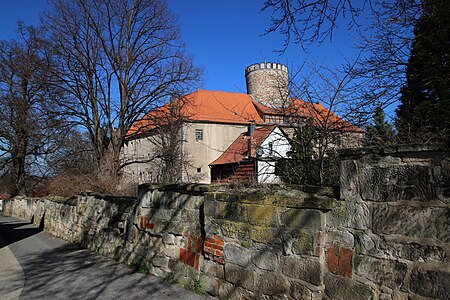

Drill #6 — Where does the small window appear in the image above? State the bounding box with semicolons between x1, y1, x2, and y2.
195;129;203;141
197;167;202;173
269;142;273;155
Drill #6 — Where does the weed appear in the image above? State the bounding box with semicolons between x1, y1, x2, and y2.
189;279;205;294
138;264;149;274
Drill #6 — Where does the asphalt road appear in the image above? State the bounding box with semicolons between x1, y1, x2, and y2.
0;214;213;300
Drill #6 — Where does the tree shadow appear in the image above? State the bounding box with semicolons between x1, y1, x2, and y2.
0;215;44;248
2;215;210;299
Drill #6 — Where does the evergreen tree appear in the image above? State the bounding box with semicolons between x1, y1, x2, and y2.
282;119;317;185
365;105;395;146
396;0;450;142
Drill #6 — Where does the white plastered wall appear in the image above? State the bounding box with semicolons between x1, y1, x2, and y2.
256;127;291;184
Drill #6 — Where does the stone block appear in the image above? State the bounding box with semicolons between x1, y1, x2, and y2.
251;251;278;271
290;281;313;300
340;159;359;200
249;226;281;244
354;255;407;289
379;241;446;262
198;274;220;296
168;259;187;273
163;245;179;259
280;208;322;230
152;255;169;268
359;165;434;202
281;255;322;286
246;205;278;226
183;195;204;209
324;273;374;300
221;220;250;240
223;243;252;266
328;199;370;230
327;230;355;249
254;270;290;296
204;200;227;219
162;233;176;245
224;263;254;291
218;281;243;300
223;203;248;223
291;230;315;255
200;259;224;279
372;204;450;243
410;268;450;299
353;231;376;255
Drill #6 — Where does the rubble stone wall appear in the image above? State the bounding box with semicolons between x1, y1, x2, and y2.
2;144;449;299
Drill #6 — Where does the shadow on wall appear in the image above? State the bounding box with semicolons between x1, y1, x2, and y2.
76;185;206;290
205;186;332;299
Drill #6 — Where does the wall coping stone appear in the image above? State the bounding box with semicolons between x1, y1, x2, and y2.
78;192;137;203
139;183;213;194
338;143;447;159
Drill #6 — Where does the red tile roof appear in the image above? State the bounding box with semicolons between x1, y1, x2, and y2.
209;125;277;165
127;90;264;136
128;89;363;136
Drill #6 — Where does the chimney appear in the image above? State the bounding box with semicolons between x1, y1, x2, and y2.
247;124;256;136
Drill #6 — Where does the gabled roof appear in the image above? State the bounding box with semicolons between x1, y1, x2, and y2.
253;98;364;133
127;90;264;136
209;125;277;166
128;89;363;136
182;90;263;124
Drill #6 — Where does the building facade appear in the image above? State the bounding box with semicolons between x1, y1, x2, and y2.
121;62;364;184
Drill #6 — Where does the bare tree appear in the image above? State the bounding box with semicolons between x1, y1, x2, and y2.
0;24;67;195
44;0;202;180
272;62;364;186
121;95;193;184
262;0;426;118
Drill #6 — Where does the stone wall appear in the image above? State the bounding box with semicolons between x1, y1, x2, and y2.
2;144;449;299
332;144;450;300
202;187;334;299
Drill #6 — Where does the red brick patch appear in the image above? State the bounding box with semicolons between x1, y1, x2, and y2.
326;246;353;278
136;215;155;230
338;248;353;278
213;257;225;264
326;247;339;273
179;233;203;270
203;235;225;264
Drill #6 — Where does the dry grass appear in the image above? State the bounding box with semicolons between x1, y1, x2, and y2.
47;174;138;197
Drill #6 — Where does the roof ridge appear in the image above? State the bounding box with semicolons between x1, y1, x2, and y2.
194;89;249;96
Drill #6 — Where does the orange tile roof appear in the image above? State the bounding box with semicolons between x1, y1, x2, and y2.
128;89;363;136
127;90;264;136
183;90;263;124
295;100;364;133
210;125;276;165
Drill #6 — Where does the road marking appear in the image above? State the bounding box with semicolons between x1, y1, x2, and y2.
0;245;25;300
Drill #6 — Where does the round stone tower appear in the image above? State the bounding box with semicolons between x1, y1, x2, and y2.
245;62;289;109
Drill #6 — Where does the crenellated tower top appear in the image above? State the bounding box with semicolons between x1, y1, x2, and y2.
245;62;289;109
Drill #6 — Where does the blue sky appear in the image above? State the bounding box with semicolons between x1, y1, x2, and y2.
0;0;361;94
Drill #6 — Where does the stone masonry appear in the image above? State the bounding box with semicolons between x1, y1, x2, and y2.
2;144;449;299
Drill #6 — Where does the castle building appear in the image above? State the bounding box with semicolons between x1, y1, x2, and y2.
121;62;363;184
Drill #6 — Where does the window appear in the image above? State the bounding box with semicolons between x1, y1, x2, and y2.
195;129;203;141
197;167;202;173
268;142;273;156
264;114;286;124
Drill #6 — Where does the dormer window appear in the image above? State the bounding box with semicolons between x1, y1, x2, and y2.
264;114;286;124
